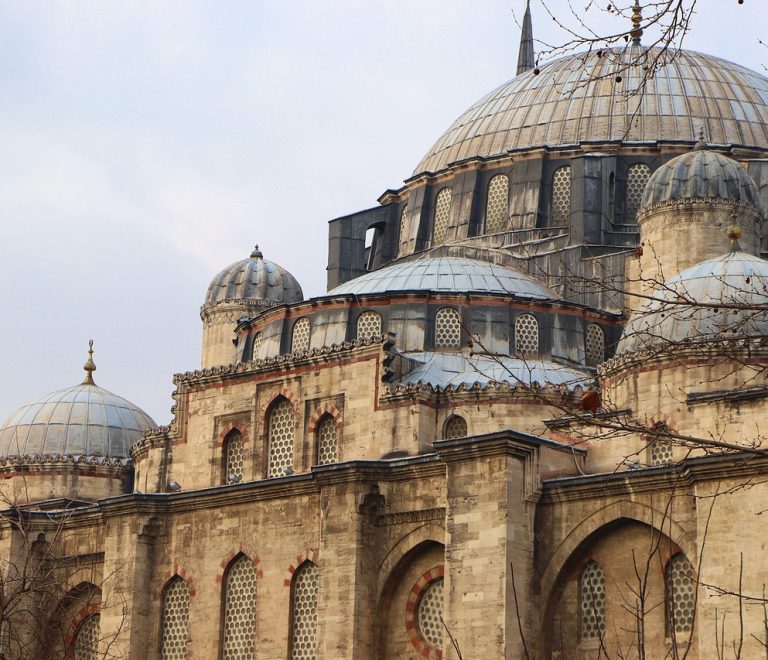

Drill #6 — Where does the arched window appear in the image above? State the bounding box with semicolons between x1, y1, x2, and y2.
316;414;338;466
290;562;319;659
291;318;311;353
74;613;100;660
268;398;295;478
666;553;695;636
416;577;444;651
585;324;605;367
485;174;509;233
398;205;409;254
356;311;382;341
251;332;262;361
434;307;461;349
625;163;651;222
160;576;190;660
223;429;245;484
222;554;257;659
580;560;606;641
444;415;467;439
551;165;571;227
514;313;539;356
432;188;452;246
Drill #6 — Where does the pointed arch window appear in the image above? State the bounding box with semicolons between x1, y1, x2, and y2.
625;163;651;222
444;415;467;439
73;613;100;660
435;307;461;349
356;311;382;341
160;576;190;660
268;398;295;478
666;553;695;636
222;554;257;659
398;205;409;255
290;562;319;659
515;313;539;356
251;332;262;361
585;324;605;367
223;429;245;484
432;188;452;246
580;560;606;641
551;165;571;227
485;174;509;233
291;318;311;353
416;577;444;650
316;414;338;466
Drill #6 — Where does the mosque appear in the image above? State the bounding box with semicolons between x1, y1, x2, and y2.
3;3;768;659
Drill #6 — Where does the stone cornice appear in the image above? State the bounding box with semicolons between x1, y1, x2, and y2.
433;429;581;463
0;454;132;470
637;197;760;223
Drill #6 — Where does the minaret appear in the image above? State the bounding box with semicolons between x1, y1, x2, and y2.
516;1;535;75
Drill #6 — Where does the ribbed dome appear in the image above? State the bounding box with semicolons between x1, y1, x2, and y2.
617;250;768;355
205;246;304;306
415;47;768;174
641;147;761;208
327;257;555;299
0;383;156;460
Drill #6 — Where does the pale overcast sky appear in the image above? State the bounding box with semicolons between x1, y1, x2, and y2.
0;0;766;424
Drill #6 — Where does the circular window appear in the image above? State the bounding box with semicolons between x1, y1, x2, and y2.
405;566;445;658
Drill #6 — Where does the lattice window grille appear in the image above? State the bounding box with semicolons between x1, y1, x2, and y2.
356;311;382;341
316;415;338;466
160;577;190;660
290;562;319;659
432;188;452;245
291;318;311;353
222;555;257;659
435;307;461;349
399;205;409;252
417;578;444;649
74;614;100;660
444;415;467;439
585;324;605;367
551;166;572;226
225;432;245;483
667;554;695;635
625;163;651;222
268;399;295;478
650;439;674;466
515;314;539;356
486;174;509;233
251;332;262;360
581;561;606;640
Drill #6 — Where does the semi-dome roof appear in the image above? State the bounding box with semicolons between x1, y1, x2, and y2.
327;257;555;299
617;249;768;355
204;246;304;307
415;46;768;174
641;146;761;208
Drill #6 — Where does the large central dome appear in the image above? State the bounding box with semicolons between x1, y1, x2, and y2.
415;46;768;174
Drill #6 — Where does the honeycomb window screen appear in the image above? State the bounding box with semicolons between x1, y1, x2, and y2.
485;174;509;233
267;398;295;478
222;555;257;659
316;415;338;466
585;324;605;366
431;188;452;246
74;614;100;660
434;307;461;349
625;163;651;222
551;166;572;226
398;205;409;253
251;332;262;360
416;578;444;649
666;553;696;635
580;561;606;641
291;318;311;353
225;431;245;483
444;415;467;439
356;311;382;341
160;577;190;660
515;313;539;356
290;562;319;659
651;439;674;466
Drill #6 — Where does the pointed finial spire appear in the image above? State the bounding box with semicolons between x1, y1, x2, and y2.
250;244;263;259
516;1;535;76
82;339;97;385
631;0;643;46
694;127;707;150
727;208;743;252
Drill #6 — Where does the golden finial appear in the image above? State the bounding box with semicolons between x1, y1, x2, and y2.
727;208;743;252
631;0;643;46
82;339;97;385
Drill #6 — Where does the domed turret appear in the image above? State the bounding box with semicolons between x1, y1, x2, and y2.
200;246;303;369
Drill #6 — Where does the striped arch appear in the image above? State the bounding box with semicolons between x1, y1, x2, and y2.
215;546;263;585
162;564;197;598
307;404;343;434
216;419;251;449
259;386;299;417
283;548;320;588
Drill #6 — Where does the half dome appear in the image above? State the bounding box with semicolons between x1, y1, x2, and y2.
415;47;768;174
327;257;555;299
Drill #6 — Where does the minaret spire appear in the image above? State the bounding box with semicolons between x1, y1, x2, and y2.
516;1;535;76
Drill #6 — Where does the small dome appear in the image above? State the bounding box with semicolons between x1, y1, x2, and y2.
641;147;760;209
327;257;555;299
617;250;768;355
204;246;304;307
